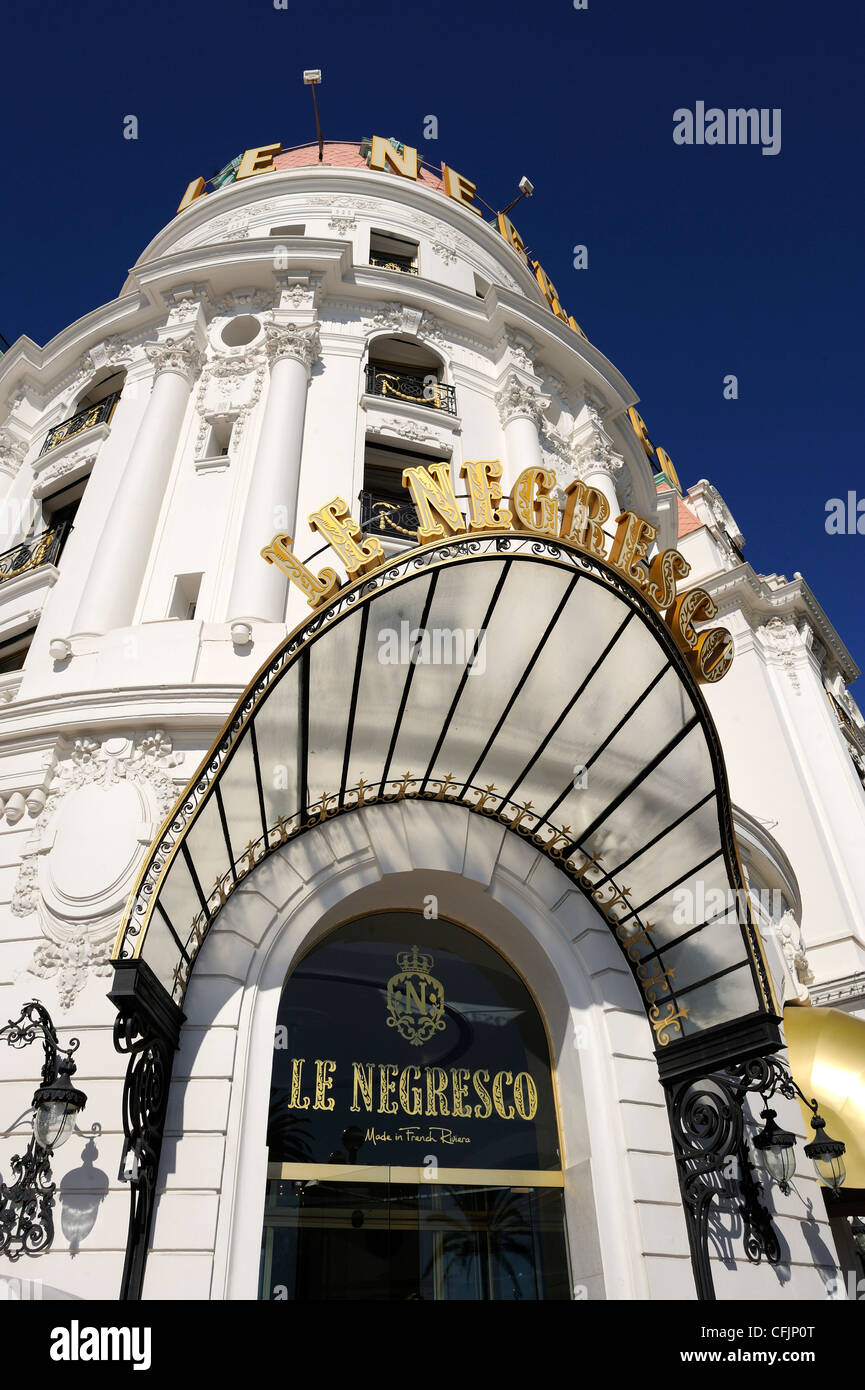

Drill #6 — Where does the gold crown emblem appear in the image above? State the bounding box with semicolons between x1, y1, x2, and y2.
395;945;434;975
386;945;446;1046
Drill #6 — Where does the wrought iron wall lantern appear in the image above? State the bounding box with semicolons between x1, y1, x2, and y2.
750;1064;847;1197
0;1000;87;1260
667;1050;847;1301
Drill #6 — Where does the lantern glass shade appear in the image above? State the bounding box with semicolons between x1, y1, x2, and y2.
33;1099;77;1150
803;1112;847;1194
811;1149;846;1194
760;1141;796;1187
31;1060;86;1151
752;1108;796;1188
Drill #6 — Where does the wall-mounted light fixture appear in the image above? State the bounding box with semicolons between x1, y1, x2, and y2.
750;1064;846;1198
752;1105;797;1193
0;1000;87;1260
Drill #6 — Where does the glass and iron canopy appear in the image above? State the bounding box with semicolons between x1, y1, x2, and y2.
113;533;778;1069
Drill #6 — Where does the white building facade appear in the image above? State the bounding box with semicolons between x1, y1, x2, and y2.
0;137;863;1303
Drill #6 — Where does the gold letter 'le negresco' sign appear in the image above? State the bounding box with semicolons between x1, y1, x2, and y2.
262;460;733;684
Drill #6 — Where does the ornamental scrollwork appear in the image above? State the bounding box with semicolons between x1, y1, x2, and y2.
0;1142;56;1261
29;934;114;1011
366;415;445;446
112;995;183;1300
431;239;457;265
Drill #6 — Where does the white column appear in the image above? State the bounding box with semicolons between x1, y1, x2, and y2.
67;336;202;642
227;322;320;643
495;375;550;490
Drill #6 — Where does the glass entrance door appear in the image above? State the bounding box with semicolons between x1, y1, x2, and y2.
260;911;572;1300
260;1176;571;1301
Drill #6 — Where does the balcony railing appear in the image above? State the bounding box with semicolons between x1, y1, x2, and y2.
359;490;420;542
369;252;418;275
0;524;67;585
39;392;120;457
365;366;457;416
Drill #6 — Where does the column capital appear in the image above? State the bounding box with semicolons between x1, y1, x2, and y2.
495;374;550;428
264;321;321;372
568;400;624;478
143;335;203;385
0;427;28;479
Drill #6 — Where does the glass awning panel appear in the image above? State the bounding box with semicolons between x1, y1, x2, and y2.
114;536;776;1054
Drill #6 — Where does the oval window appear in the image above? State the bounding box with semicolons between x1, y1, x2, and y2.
220;314;260;347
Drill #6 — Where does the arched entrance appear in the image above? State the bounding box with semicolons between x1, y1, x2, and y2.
109;531;786;1300
261;910;569;1301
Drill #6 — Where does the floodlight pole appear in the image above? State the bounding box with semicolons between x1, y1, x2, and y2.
303;70;324;161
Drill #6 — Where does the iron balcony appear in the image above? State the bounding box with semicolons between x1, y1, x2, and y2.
0;523;68;586
364;366;457;416
369;252;418;275
39;393;120;457
358;490;421;542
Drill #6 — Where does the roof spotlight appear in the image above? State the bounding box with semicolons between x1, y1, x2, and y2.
500;175;535;218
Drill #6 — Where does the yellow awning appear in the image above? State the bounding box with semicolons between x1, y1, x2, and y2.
784;1004;865;1189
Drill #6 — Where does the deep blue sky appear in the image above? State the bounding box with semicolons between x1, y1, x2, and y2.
3;0;863;682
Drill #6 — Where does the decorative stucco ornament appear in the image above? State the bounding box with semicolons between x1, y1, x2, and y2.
566;401;625;480
759;616;803;693
0;428;29;478
263;321;321;370
495;375;550;428
777;909;814;1003
144;335;203;385
14;731;184;1007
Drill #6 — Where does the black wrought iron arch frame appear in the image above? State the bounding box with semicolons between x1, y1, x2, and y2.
108;530;787;1301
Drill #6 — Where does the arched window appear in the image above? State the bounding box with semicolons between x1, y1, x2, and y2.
364;335;455;414
75;367;126;411
40;369;126;459
260;911;571;1301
